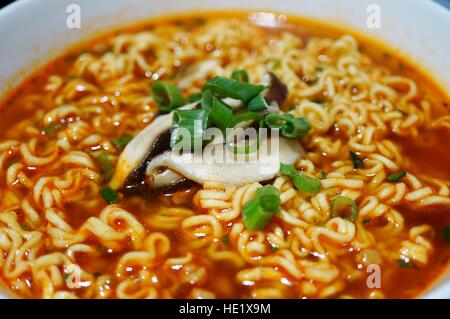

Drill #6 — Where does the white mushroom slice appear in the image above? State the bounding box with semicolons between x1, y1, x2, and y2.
152;169;185;189
109;102;198;189
145;136;303;186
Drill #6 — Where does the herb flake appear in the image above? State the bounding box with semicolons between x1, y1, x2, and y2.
221;234;230;245
112;135;133;150
442;225;450;244
397;259;418;269
387;170;406;183
349;151;364;169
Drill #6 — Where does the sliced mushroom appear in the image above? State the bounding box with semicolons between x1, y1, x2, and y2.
110;74;302;195
109;102;198;190
145;136;303;186
121;129;172;195
152;169;185;189
264;72;289;107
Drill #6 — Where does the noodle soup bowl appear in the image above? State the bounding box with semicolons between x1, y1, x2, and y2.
0;0;449;298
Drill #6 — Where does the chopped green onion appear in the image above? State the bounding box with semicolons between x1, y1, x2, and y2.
152;81;185;113
42;123;64;138
96;153;114;183
209;97;233;130
270;245;279;252
201;89;233;130
280;163;320;194
362;218;372;225
242;185;281;230
281;115;311;138
231;70;249;83
442;225;450;243
170;109;208;150
349;151;364;169
112;135;133;149
264;113;311;138
221;234;230;245
229;112;262;129
200;88;216;112
248;94;269;112
396;259;417;269
188;92;202;103
203;76;265;103
311;99;326;104
100;186;118;204
331;196;358;222
387;170;406;183
264;113;285;129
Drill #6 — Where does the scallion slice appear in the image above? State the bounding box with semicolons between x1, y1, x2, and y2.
349;151;364;169
100;186;118;204
42;123;64;138
201;89;233;131
397;259;418;269
203;76;265;103
442;225;450;243
228;112;262;129
152;81;185;113
248;94;269;112
96;153;114;183
331;196;358;222
170;109;208;150
242;185;281;230
280;163;320;194
112;135;133;150
387;170;406;183
221;234;230;245
231;70;249;83
264;113;285;129
264;113;311;138
281;115;311;138
188;92;202;103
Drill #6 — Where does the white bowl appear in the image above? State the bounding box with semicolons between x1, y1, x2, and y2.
0;0;449;299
